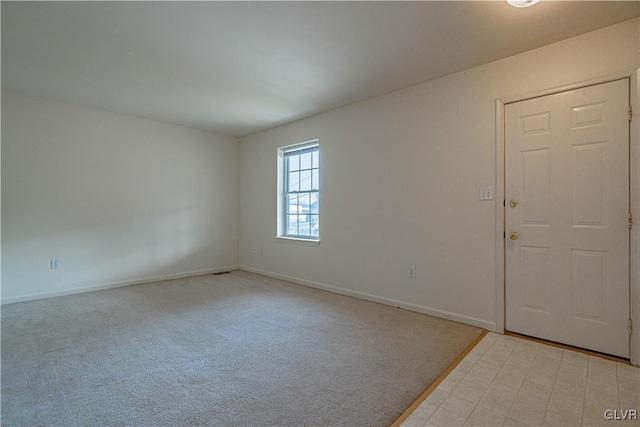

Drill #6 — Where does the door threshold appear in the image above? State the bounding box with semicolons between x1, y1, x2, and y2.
505;331;630;364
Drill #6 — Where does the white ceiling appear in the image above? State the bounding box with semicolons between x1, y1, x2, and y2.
2;2;639;137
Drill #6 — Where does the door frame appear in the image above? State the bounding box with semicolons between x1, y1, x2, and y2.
495;70;640;366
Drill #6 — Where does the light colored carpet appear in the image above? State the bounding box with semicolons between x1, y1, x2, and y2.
2;270;482;426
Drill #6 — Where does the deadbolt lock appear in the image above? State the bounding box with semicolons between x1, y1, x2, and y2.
509;199;518;208
508;232;519;240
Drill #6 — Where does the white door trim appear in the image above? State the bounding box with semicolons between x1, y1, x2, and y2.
495;70;639;366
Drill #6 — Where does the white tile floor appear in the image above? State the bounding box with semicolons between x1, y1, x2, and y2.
401;333;640;427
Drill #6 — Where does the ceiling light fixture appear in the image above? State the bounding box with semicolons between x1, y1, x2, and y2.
507;0;540;8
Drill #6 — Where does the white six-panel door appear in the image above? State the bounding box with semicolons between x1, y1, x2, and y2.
505;79;630;358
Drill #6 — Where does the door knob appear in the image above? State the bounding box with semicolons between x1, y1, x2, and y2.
508;232;519;240
509;199;518;207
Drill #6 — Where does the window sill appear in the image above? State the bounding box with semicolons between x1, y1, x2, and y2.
276;236;321;246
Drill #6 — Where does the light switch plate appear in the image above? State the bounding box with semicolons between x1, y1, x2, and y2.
479;187;493;200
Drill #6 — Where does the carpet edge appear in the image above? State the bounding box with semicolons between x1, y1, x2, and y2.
239;265;496;331
1;265;240;305
391;329;490;427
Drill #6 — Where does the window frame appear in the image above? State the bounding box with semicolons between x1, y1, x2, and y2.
277;139;320;242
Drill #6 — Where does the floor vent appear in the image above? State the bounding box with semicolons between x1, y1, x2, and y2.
212;271;230;276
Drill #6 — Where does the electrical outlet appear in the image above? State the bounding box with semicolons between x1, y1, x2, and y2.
408;266;415;278
51;258;60;269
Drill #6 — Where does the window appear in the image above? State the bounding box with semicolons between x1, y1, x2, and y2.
280;141;319;240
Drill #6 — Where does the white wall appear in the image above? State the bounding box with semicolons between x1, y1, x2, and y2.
239;18;640;331
2;91;239;303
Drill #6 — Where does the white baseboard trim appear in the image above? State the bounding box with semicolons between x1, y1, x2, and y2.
1;265;240;305
239;265;496;331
